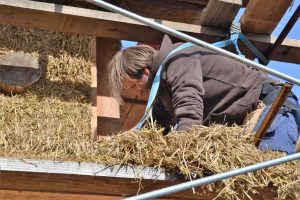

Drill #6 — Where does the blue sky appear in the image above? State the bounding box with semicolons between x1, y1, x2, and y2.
122;0;300;96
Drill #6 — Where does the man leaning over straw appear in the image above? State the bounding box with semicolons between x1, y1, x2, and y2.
108;34;300;155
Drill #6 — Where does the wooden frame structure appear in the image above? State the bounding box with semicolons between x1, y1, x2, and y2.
0;1;299;64
0;0;299;198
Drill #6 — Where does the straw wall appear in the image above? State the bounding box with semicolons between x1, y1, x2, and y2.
0;25;93;160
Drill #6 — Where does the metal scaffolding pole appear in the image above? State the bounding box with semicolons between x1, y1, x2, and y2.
85;0;300;86
123;152;300;200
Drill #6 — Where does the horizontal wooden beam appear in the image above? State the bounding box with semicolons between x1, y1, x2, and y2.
0;0;299;63
0;190;121;200
0;157;279;199
199;0;242;29
120;0;205;25
0;157;184;199
0;157;175;180
241;0;292;34
178;0;209;5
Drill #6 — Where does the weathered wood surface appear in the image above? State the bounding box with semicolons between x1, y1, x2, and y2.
0;157;279;199
0;0;299;63
89;38;98;140
120;0;205;25
96;38;121;136
199;0;242;29
0;190;121;200
241;0;293;34
178;0;209;5
33;0;207;25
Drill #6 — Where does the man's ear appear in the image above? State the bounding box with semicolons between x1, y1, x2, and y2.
144;68;150;76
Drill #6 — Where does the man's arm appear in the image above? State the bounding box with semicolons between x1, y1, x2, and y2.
166;57;204;131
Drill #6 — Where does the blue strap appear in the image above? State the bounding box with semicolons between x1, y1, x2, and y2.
136;42;195;129
212;22;245;58
212;39;231;48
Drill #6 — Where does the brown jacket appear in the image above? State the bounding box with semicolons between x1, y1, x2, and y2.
150;35;275;131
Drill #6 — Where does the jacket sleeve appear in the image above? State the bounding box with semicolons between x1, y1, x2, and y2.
166;57;204;131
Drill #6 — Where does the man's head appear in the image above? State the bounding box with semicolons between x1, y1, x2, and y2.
109;45;155;103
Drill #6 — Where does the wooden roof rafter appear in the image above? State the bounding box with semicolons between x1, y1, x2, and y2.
199;0;242;28
241;0;294;35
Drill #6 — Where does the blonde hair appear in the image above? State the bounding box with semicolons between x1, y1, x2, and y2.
109;45;155;104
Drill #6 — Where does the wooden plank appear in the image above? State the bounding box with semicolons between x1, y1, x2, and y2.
0;190;178;200
90;38;98;140
96;38;121;136
0;0;299;63
178;0;209;5
241;0;293;34
0;157;279;199
0;190;121;200
121;0;205;25
199;0;242;29
0;157;176;180
32;0;205;24
97;96;120;118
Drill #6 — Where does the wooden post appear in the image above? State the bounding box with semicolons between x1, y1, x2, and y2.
89;38;98;140
96;38;121;137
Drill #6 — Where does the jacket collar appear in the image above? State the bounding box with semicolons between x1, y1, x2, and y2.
152;35;174;72
147;35;176;88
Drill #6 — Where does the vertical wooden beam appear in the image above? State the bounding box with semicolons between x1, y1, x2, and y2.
241;0;292;34
199;0;242;29
96;38;121;136
89;38;98;140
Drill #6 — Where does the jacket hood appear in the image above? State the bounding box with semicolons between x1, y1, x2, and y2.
147;35;179;88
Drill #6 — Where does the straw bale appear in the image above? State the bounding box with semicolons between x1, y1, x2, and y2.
0;25;299;199
95;125;300;199
0;24;93;159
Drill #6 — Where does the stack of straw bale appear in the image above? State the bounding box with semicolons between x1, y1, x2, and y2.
0;24;92;158
0;25;299;200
